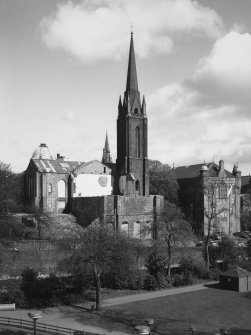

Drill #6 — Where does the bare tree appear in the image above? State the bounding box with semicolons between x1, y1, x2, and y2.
25;206;52;240
203;179;228;270
66;222;139;311
156;201;192;282
0;161;13;213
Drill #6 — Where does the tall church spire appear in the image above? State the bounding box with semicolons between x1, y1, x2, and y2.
116;33;149;196
126;32;138;92
102;131;112;164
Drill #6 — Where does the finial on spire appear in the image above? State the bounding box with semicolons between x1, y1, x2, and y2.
130;23;133;35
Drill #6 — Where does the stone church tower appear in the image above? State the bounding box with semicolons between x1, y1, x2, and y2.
116;33;149;196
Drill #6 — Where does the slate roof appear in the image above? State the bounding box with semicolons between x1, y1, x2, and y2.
241;175;251;187
103;162;116;173
32;159;83;174
174;162;234;180
220;267;251;278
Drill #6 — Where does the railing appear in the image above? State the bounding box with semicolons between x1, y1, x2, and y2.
0;316;98;335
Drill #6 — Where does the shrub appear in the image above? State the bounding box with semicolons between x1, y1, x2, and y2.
179;256;208;279
144;274;158;291
172;273;194;287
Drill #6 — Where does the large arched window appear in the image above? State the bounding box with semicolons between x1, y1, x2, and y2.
58;179;66;198
136;126;140;158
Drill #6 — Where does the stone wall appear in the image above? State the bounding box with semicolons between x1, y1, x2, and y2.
72;194;164;238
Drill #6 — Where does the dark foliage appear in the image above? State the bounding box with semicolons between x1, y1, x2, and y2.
149;160;178;203
21;268;63;308
0;161;24;214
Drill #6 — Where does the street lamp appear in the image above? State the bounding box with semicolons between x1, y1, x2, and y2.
28;311;42;335
134;319;155;335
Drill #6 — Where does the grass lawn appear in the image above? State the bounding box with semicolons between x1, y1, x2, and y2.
101;286;251;334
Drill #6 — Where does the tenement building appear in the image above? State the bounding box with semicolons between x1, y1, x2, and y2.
24;33;164;238
174;160;241;235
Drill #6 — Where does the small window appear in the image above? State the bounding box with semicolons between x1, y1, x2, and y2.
104;167;106;173
134;108;139;114
48;183;52;193
135;180;140;193
121;222;129;235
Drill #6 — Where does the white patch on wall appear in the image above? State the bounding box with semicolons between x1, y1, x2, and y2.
73;174;112;197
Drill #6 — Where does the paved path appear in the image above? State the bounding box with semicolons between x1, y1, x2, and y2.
0;281;217;335
102;281;217;307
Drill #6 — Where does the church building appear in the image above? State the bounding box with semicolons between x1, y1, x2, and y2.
24;33;164;238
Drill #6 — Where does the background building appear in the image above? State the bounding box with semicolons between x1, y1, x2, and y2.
174;160;241;235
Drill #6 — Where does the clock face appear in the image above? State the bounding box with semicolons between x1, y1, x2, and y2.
98;176;108;187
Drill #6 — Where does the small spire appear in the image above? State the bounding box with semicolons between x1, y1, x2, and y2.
142;95;146;114
105;131;110;152
102;131;112;164
126;32;138;92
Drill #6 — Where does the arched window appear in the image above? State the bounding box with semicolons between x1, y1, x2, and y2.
134;221;141;238
107;222;114;233
58;180;66;198
48;183;52;194
121;222;129;235
134;108;139;114
136;126;140;158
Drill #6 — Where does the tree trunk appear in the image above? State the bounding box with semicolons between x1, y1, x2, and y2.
167;241;172;283
205;242;210;271
95;274;102;311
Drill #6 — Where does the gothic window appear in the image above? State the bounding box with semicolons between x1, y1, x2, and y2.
136;126;140;158
218;184;227;198
134;108;139;114
58;179;66;198
48;183;52;194
135;180;140;194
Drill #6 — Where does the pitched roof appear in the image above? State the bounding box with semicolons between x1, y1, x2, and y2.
73;160;112;175
241;175;251;187
174;162;234;180
32;159;83;174
220;267;251;278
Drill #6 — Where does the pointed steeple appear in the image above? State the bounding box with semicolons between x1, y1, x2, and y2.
105;131;110;152
126;32;138;92
142;95;146;114
102;131;112;164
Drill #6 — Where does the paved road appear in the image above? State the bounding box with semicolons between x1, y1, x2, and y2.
0;282;217;335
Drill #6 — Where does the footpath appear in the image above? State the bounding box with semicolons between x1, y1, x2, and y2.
0;281;217;335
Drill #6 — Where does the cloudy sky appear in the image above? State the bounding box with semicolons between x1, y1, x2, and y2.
1;0;251;175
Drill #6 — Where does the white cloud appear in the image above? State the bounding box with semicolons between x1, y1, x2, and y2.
189;31;251;108
148;31;251;173
40;0;224;63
